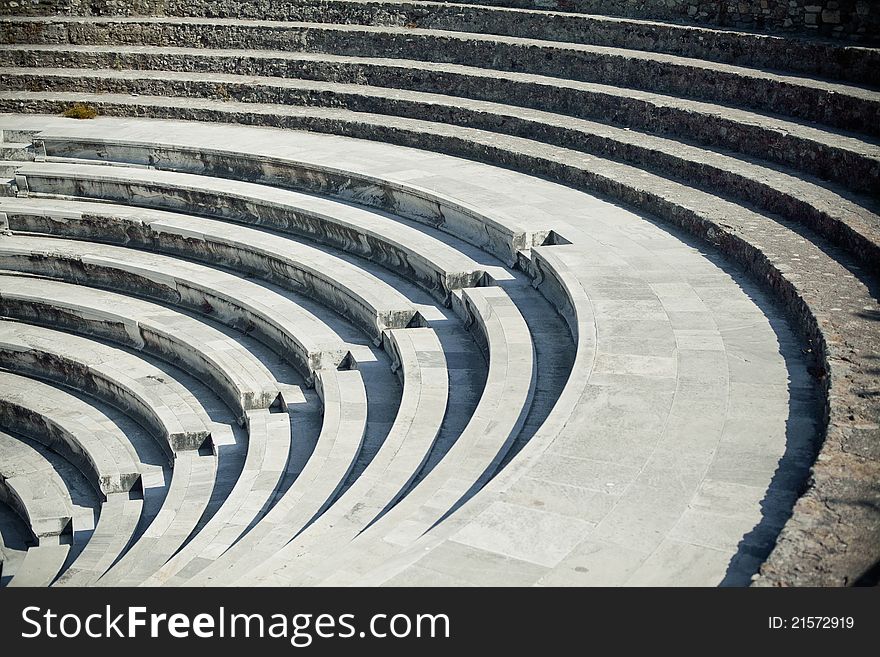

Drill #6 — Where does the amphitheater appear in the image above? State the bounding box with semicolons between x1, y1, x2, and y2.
0;0;876;588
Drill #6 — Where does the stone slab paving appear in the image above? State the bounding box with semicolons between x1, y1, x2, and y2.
337;238;815;587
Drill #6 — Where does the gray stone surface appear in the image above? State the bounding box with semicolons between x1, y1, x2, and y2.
17;115;878;272
2;14;877;93
4;45;877;137
0;369;146;496
0;0;874;586
54;492;143;586
2;0;877;44
237;327;449;573
6;543;69;586
13;161;423;341
0;274;284;420
248;286;534;585
13;157;489;302
141;409;291;584
185;367;369;586
0;312;213;454
96;449;216;585
0;109;857;587
0;430;75;542
0;200;354;375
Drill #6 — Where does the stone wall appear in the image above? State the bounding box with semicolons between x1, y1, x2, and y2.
0;0;877;42
539;0;877;40
0;0;165;18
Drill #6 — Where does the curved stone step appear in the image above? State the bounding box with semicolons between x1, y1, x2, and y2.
261;285;535;585
0;111;836;580
0;431;75;543
53;492;143;586
351;236;818;586
11;159;489;304
0;371;144;497
0;319;212;457
223;326;448;584
1;16;877;111
6;543;69;587
6;66;879;198
0;275;283;422
140;408;291;585
440;0;876;41
8;75;877;266
20;125;548;266
4;44;877;139
0;110;828;588
1;322;231;586
0;105;873;584
27;0;876;83
0;221;353;376
96;449;217;585
9;167;423;343
337;244;603;585
183;367;369;586
4;87;878;228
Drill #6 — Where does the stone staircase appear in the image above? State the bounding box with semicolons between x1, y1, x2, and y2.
0;0;876;586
